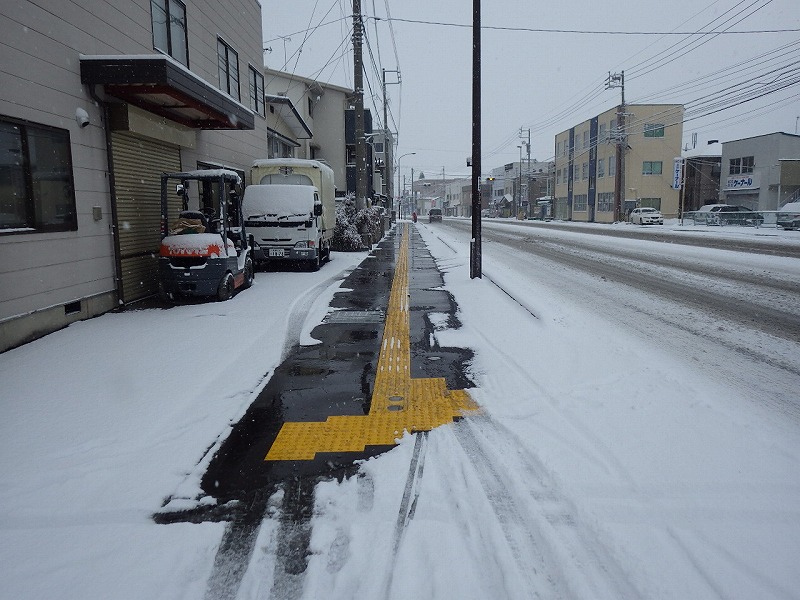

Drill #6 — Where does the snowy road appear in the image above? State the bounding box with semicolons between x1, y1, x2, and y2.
440;218;800;420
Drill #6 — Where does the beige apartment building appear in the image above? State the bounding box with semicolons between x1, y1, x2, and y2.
554;104;684;222
1;0;268;352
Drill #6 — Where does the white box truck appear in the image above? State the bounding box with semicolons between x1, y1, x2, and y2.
243;159;336;270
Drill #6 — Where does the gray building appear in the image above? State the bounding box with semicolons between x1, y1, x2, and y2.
1;0;267;352
721;132;800;210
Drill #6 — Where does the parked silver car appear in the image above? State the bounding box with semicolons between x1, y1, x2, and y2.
776;202;800;230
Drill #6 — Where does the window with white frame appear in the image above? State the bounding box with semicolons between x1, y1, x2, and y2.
729;156;754;174
642;160;662;175
608;154;616;177
583;130;589;150
597;158;605;178
217;38;240;100
573;194;588;211
599;123;607;142
597;192;614;212
644;123;665;137
582;162;588;180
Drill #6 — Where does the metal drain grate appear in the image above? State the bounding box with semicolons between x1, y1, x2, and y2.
325;310;385;324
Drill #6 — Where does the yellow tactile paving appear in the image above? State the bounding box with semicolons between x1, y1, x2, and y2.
265;224;479;461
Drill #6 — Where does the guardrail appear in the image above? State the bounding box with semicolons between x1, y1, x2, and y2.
681;210;795;229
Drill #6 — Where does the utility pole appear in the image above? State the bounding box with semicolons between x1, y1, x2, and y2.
470;0;482;279
520;127;530;218
607;71;626;222
442;166;446;214
353;0;367;209
410;168;415;214
383;69;401;202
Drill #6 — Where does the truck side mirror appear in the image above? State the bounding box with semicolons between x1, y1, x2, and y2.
313;202;323;216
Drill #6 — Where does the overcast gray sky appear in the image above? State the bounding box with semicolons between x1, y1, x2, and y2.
262;0;800;181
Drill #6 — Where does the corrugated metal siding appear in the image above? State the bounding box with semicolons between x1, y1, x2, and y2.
111;132;181;303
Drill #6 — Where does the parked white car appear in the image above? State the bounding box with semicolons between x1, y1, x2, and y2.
629;207;663;225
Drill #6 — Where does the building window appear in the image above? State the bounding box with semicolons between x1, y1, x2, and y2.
248;66;264;117
556;169;561;185
642;160;663;175
151;0;188;66
730;156;754;175
583;130;589;150
217;38;240;100
307;97;314;118
599;123;607;143
582;162;588;180
574;194;588;211
597;192;614;212
597;158;605;178
0;117;77;233
267;134;295;159
608;154;616;177
640;197;662;210
644;123;665;138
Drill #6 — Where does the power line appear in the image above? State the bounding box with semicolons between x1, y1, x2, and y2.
366;15;799;35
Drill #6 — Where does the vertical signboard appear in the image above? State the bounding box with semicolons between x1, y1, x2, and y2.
672;157;684;190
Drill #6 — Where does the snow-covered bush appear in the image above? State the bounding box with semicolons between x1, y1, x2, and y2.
331;196;384;251
355;205;382;242
332;196;366;251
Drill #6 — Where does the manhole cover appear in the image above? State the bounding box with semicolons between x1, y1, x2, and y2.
325;310;385;324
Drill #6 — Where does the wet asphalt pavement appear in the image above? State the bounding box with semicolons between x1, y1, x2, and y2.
154;224;473;597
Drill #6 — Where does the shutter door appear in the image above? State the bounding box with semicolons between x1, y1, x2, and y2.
111;132;181;304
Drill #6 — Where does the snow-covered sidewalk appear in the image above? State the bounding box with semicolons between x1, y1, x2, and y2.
1;221;798;600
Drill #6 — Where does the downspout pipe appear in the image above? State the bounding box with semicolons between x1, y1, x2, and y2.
89;84;124;306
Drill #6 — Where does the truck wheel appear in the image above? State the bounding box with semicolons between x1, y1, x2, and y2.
242;259;254;289
308;253;320;272
217;272;234;301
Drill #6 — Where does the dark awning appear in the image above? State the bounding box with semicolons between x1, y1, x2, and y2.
265;94;312;139
80;54;255;130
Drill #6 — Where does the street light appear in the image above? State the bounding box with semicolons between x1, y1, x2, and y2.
397;152;416;220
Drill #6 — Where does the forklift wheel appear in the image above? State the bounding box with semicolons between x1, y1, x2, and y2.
242;259;254;289
217;273;234;301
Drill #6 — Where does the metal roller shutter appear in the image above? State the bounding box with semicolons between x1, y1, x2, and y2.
111;132;181;303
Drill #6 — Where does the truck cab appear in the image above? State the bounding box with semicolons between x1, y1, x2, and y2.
244;159;336;270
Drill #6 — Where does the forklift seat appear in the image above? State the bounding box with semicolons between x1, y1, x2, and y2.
179;210;208;229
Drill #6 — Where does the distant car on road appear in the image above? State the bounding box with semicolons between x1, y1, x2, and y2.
629;207;663;225
693;203;763;226
428;208;442;223
776;201;800;230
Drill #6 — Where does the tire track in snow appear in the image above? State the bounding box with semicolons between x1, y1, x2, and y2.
382;431;429;599
453;416;643;600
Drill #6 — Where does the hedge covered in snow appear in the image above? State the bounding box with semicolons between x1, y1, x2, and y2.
331;196;383;251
